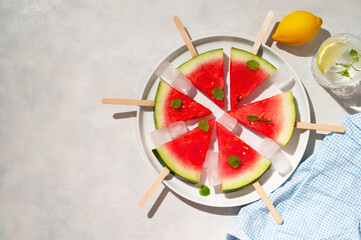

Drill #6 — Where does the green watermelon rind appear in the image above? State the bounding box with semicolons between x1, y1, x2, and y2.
277;91;296;146
231;47;277;74
222;156;271;193
152;147;199;184
154;81;169;129
177;48;223;75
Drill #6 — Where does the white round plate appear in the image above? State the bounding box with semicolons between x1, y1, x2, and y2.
136;34;310;207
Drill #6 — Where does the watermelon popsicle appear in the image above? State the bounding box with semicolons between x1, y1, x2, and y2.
230;49;296;109
139;118;215;207
225;91;297;176
218;112;292;176
154;81;212;129
151;120;221;186
152;121;221;186
152;118;216;183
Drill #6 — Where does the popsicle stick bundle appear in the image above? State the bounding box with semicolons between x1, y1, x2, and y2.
103;12;345;224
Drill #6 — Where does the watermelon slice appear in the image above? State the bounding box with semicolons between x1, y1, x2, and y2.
154;81;212;129
227;92;296;146
230;47;276;109
216;122;271;192
177;49;224;109
152;118;215;183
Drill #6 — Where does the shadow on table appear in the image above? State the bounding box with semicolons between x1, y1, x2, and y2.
174;190;242;216
297;90;329;162
147;187;170;218
112;106;154;119
147;186;242;218
113;111;137;119
325;87;361;115
265;22;331;57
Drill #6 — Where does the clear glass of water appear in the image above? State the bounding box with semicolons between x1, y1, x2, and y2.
311;33;361;98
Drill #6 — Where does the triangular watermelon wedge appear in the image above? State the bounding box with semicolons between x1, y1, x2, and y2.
227;92;296;146
230;47;276;109
216;122;271;192
177;49;224;109
154;81;212;129
152;118;215;183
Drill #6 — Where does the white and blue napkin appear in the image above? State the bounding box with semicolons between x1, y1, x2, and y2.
227;113;361;239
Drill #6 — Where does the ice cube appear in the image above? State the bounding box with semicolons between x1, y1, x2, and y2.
207;169;222;186
150;127;172;147
150;121;188;147
172;74;195;95
257;138;281;159
268;66;295;91
218;113;238;132
239;127;265;150
155;61;194;95
168;121;188;139
154;61;177;80
203;151;219;169
270;152;292;176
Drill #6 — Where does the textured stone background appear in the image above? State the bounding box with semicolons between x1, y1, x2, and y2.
1;0;360;239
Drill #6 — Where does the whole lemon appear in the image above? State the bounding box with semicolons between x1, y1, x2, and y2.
272;11;323;46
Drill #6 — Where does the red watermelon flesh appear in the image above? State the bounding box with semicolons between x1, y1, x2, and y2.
230;47;276;109
177;49;224;109
216;122;271;192
154;81;212;129
227;92;296;146
152;118;215;183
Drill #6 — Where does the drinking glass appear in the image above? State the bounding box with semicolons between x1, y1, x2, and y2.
311;33;361;99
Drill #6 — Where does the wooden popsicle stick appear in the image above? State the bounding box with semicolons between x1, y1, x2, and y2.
138;167;170;207
252;181;283;224
101;98;155;106
251;11;274;54
173;16;198;58
295;122;345;133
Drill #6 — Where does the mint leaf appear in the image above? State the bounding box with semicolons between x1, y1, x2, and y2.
342;71;350;78
198;120;210;132
246;60;260;71
352;65;361;71
337;69;350;78
199;185;210;196
336;49;359;79
336;63;350;68
246;115;259;121
337;69;348;75
171;99;182;109
228;155;241;168
349;49;358;57
247;114;271;124
261;119;272;123
212;86;224;100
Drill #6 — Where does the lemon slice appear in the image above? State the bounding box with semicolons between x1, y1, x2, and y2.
318;42;348;74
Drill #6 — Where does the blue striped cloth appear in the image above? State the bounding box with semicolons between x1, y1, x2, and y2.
227;113;361;240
